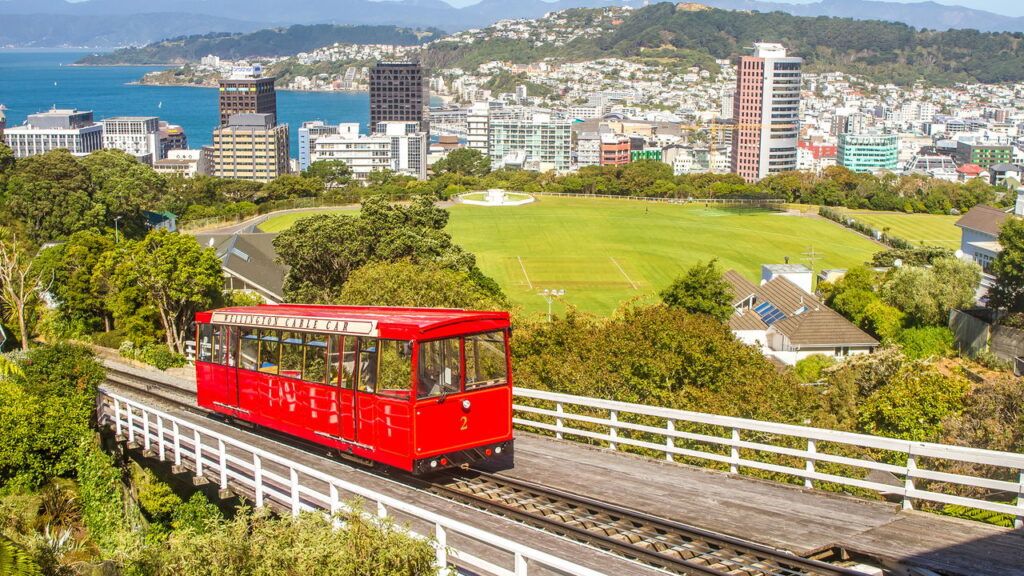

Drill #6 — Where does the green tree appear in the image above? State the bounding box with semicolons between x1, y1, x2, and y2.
338;260;506;310
990;217;1024;311
794;354;835;383
881;257;979;326
260;173;324;201
34;230;115;332
894;326;954;359
80;149;168;240
275;195;495;303
0;141;14;177
659;259;733;322
2;150;99;244
432;148;491;177
304;160;353;189
97;229;222;353
858;365;968;441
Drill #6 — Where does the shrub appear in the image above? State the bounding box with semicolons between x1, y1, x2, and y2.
894;326;954;360
794;354;836;383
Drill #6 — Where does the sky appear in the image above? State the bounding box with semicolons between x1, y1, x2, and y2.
440;0;1024;18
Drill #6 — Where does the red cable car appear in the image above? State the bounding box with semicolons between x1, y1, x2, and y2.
194;305;514;473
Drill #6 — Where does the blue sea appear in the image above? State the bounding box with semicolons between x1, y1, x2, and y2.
0;51;370;157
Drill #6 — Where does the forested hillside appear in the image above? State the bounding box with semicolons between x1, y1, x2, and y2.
78;24;445;65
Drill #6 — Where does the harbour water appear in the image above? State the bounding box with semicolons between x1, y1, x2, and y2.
0;51;370;157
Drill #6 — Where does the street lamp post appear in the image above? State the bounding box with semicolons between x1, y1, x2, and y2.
113;216;122;243
537;289;565;322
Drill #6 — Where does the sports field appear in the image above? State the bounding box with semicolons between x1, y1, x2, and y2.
445;197;881;315
837;210;962;250
258;197;883;315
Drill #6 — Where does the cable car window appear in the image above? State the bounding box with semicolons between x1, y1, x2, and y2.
279;331;304;380
198;324;213;363
465;331;508;390
358;338;378;393
238;328;259;371
259;330;280;373
340;336;357;390
377;340;413;399
304;333;328;384
211;326;228;365
326;335;341;386
417;338;461;398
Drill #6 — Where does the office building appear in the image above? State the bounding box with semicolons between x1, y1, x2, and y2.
837;133;900;173
154;149;209;178
102;116;161;164
466;102;490;154
310;121;428;181
4;109;103;158
369;61;428;133
159;122;188;157
600;134;631;166
210;114;289;182
219;65;277;126
0;108;6;141
298;121;358;171
730;43;803;182
489;113;572;172
954;139;1014;170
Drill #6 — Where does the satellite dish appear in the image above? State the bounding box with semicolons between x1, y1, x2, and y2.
893;259;903;267
955;249;964;259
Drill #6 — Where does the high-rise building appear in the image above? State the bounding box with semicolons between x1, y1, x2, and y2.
159;122;188;158
218;65;277;126
730;43;803;182
297;121;358;171
4;109;103;158
210;113;289;182
600;134;631;166
369;61;428;133
954;139;1013;169
0;108;6;142
102;116;161;164
488;114;572;172
837;133;899;173
466;102;490;155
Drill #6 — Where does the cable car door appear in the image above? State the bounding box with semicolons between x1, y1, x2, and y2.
336;336;358;442
213;325;242;410
354;338;377;449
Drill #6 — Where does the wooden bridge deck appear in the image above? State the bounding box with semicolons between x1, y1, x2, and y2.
493;433;1024;576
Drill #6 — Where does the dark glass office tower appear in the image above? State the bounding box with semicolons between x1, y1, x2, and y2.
369;61;428;134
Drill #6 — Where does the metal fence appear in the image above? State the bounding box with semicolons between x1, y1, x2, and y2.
99;388;607;576
513;387;1024;528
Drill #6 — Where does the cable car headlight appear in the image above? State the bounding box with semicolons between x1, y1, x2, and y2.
462;399;471;411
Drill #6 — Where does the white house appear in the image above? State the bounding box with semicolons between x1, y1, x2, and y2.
724;269;879;366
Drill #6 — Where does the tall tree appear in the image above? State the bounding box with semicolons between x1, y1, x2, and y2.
97;230;222;353
303;160;352;189
432;148;491;177
338;260;506;310
2;150;99;244
990;217;1024;312
659;259;733;323
0;228;50;350
35;230;115;331
80;149;168;240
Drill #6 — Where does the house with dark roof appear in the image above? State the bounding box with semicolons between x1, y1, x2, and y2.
195;232;288;303
724;270;878;366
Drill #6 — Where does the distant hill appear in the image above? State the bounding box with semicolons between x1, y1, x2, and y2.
77;25;446;65
2;0;1024;48
420;4;1024;86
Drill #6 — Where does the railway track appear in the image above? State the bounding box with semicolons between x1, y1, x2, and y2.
101;363;873;576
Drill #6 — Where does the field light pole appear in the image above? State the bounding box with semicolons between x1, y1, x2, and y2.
113;216;122;243
537;289;565;322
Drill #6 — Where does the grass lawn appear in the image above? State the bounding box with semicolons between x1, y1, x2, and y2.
257;197;883;316
446;197;881;315
836;210;962;250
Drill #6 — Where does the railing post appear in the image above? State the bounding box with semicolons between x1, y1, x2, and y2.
290;467;300;516
328;483;339;516
173;422;181;466
254;454;263;508
218;439;228;490
804;439;816;489
114;399;122;437
434;524;447;570
903;452;917;511
555;402;564;440
1016;471;1023;530
157;416;166;461
665;419;675;462
515;551;528;576
377;501;387;518
194;429;204;477
730;428;740;475
609;410;618;451
143;410;151;451
126;405;135;443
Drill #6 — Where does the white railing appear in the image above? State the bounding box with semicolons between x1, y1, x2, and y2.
512;387;1024;529
99;388;608;576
